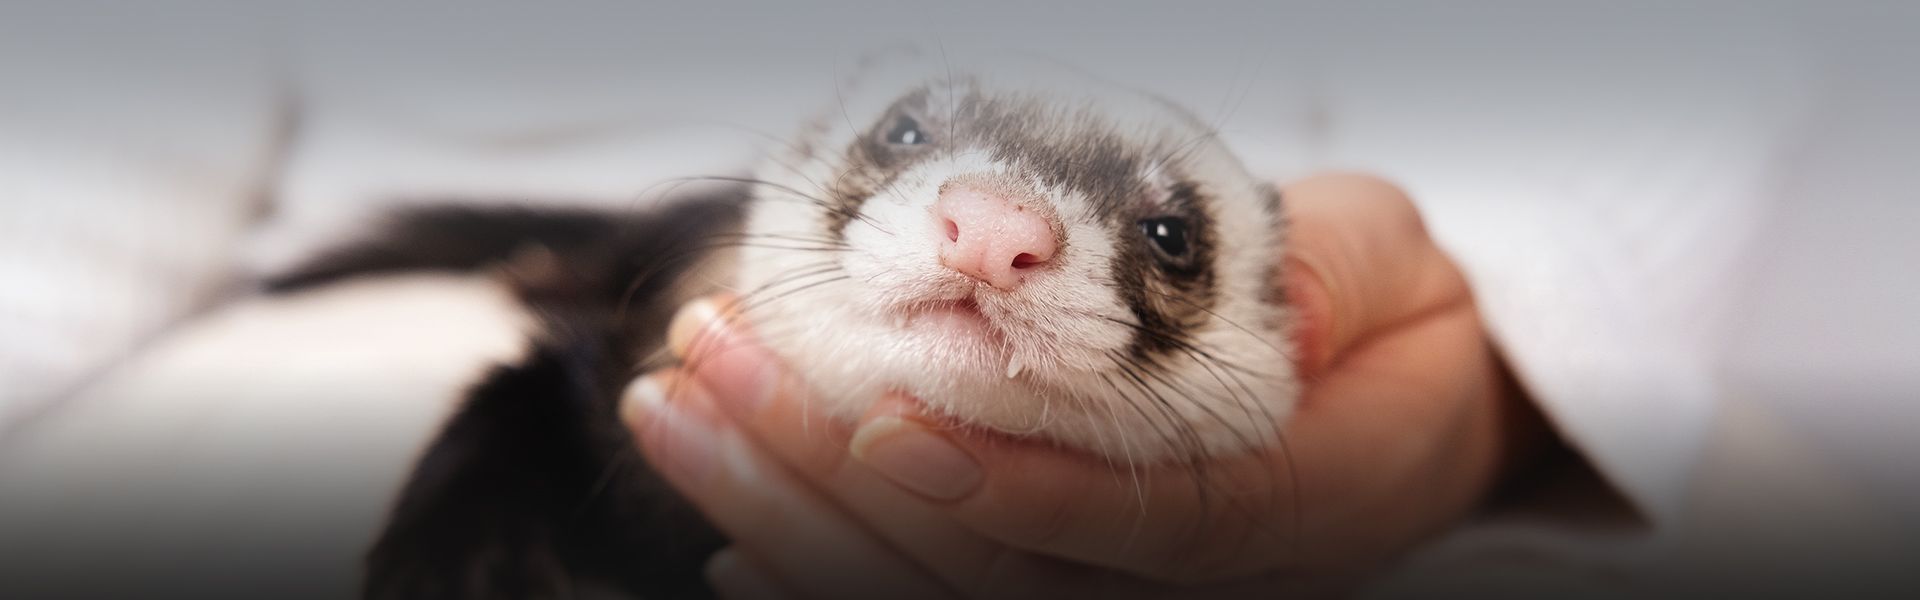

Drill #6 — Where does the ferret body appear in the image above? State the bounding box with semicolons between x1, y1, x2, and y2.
277;54;1297;598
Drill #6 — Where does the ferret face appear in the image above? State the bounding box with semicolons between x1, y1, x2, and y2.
734;60;1295;461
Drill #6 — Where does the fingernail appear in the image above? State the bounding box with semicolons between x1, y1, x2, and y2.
849;416;982;501
669;298;780;417
623;375;720;484
667;297;726;359
705;548;791;600
620;373;670;427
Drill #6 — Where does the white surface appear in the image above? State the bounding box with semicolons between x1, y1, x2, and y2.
0;275;535;594
0;6;281;424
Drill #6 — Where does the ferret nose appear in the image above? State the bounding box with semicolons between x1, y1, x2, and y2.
935;184;1058;291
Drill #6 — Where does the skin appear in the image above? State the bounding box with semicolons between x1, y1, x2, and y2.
620;173;1550;598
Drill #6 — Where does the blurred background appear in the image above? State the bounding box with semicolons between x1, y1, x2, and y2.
1;1;1915;597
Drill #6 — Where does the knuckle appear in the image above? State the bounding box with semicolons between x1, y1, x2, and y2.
1287;171;1437;259
1319;171;1413;204
1313;172;1428;235
1348;176;1429;239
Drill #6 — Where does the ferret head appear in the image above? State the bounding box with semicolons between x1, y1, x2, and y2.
734;56;1295;462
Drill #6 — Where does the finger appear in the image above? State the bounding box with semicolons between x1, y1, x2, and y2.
668;298;1007;593
662;310;1327;600
877;309;1497;582
1281;173;1470;373
839;175;1487;581
854;408;1354;589
671;299;1192;596
667;295;852;478
1281;296;1506;566
621;371;955;600
668;295;1305;584
872;412;1304;584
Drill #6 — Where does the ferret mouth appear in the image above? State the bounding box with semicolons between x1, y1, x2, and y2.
895;297;1005;345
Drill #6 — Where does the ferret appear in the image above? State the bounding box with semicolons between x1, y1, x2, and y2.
273;54;1298;599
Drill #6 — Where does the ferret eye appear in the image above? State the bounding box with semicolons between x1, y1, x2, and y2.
1138;217;1190;261
884;115;930;145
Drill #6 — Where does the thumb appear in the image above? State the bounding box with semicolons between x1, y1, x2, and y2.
1280;173;1470;377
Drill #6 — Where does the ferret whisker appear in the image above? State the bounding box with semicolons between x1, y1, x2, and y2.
1093;371;1157;548
1101;360;1187;465
699;261;839;316
1093;375;1148;504
1074;383;1134;501
674;269;847;382
1041;300;1279;383
1088;313;1279;381
1163;359;1297;544
1145;289;1290;360
1150;344;1299;551
727;264;843;310
1146;130;1222;182
1106;352;1212;493
706;232;851;247
612;239;840;328
698;242;851;254
736;134;840;201
832;74;922;218
1206;48;1266;145
1105;354;1226;552
571;446;636;524
1129;351;1264;488
660;175;886;234
728;276;854;336
1130;355;1245;522
660;118;827;190
610;238;743;329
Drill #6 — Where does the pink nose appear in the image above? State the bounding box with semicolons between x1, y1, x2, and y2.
935;184;1059;290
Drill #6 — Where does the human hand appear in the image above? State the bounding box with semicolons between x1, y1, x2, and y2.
622;173;1542;598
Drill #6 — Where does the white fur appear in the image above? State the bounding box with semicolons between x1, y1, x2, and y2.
734;56;1296;462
